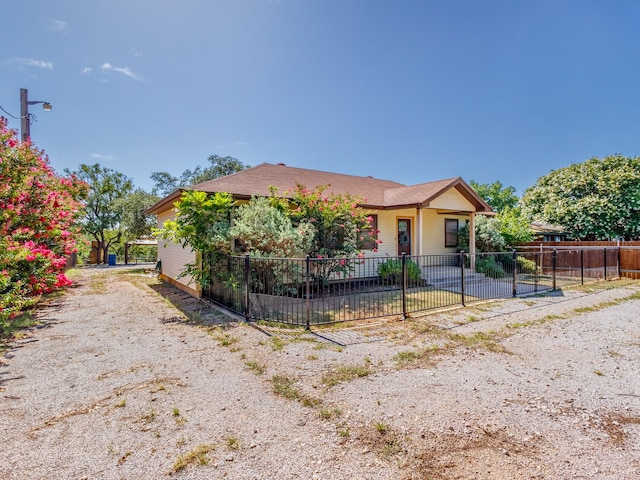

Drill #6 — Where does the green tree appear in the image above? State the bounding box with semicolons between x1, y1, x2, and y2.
151;155;249;197
521;154;640;240
457;215;506;253
497;206;533;247
67;164;133;264
113;189;160;241
149;171;179;197
153;190;234;286
469;180;518;213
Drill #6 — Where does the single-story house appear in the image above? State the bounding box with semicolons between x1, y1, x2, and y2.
530;221;567;242
146;162;493;297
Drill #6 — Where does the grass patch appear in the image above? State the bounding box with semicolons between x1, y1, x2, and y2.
115;398;127;408
570;278;639;293
173;407;187;425
88;272;108;294
270;374;321;407
321;363;372;388
245;360;265;375
393;350;421;366
208;329;238;347
375;421;389;434
270;336;286;351
1;310;41;346
170;444;214;473
448;331;509;354
226;436;240;450
318;408;342;420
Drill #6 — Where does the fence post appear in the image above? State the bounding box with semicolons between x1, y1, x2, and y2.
460;250;465;307
305;255;311;330
580;249;584;285
244;254;250;322
534;251;539;293
401;253;408;319
552;249;557;290
617;246;621;279
512;249;517;297
603;247;607;281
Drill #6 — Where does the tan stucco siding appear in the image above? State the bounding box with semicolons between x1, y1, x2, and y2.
372;209;416;257
428;188;475;211
421;210;469;255
156;209;198;293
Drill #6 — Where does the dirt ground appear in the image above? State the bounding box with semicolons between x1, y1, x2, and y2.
1;265;639;479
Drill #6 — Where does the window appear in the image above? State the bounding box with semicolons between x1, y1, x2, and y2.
360;214;379;250
445;219;459;248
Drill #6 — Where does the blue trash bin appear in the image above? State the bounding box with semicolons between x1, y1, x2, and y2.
108;254;116;266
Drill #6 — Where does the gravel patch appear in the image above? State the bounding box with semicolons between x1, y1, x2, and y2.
1;266;639;479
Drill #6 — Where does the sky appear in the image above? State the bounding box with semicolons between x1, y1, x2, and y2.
2;0;640;197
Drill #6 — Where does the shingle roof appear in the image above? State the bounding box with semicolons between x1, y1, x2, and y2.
190;163;403;205
146;163;493;214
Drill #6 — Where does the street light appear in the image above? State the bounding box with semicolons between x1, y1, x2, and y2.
20;88;52;142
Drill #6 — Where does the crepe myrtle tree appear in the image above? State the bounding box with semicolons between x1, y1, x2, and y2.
0;117;87;325
280;183;380;283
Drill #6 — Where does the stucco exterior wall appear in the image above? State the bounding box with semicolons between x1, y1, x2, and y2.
420;209;469;255
428;188;475;211
156;209;198;295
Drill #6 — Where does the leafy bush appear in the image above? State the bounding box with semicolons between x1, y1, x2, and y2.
475;256;507;278
378;258;422;285
516;256;537;274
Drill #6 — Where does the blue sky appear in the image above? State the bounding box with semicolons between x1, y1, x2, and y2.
2;0;639;196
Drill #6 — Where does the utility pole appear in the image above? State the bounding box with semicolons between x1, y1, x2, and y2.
20;88;52;142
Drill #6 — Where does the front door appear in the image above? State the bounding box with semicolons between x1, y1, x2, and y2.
397;219;412;255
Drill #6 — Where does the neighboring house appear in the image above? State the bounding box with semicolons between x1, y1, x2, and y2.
530;221;567;242
146;163;493;297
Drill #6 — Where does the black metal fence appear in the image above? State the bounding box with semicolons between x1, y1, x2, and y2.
202;247;619;326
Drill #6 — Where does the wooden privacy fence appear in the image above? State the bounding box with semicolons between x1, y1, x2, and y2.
520;241;640;279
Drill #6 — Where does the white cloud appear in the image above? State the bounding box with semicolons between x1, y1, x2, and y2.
6;58;54;70
101;62;143;81
81;66;93;75
91;153;116;161
48;19;67;32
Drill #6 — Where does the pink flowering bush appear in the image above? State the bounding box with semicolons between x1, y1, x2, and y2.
283;184;380;283
0;118;87;327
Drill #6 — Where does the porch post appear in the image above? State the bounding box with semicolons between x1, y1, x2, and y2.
469;212;476;270
416;208;423;256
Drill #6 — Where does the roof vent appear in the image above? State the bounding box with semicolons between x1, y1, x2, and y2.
277;162;286;166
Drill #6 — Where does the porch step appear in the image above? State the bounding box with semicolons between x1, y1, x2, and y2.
424;269;487;288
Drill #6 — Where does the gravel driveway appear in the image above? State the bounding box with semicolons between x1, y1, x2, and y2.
1;266;639;479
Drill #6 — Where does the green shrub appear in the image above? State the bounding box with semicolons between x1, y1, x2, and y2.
516;256;537;274
378;258;422;285
475;256;507;278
